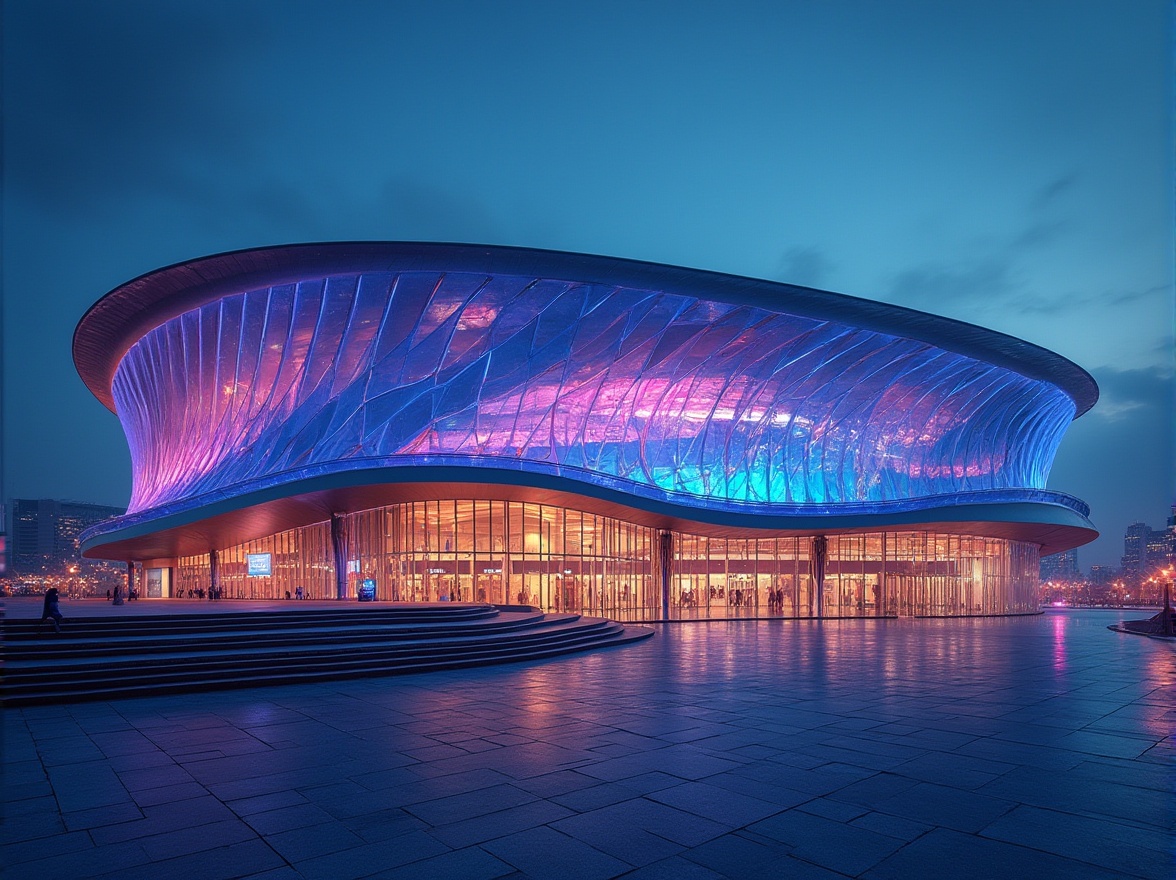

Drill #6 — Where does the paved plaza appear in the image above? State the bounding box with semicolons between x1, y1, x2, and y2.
3;609;1173;879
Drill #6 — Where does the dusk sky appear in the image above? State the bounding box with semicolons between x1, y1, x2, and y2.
2;1;1172;568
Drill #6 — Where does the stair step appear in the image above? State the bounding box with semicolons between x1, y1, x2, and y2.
1;604;653;706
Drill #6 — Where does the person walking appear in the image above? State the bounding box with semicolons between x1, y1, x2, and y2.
40;587;65;633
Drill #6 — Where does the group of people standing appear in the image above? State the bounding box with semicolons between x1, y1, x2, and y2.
106;587;135;603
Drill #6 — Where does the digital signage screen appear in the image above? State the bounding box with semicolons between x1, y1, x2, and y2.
246;553;272;577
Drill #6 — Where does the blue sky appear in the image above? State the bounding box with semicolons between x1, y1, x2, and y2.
3;0;1172;567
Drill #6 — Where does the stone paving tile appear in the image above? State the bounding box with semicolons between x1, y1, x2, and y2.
88;794;238;846
889;749;1017;789
2;829;96;869
343;806;430;843
1;839;152;880
226;788;310;817
403;782;538;825
977;765;1176;829
293;831;448;880
1066;757;1174;792
427;797;574;848
93;838;287;880
748;809;906;876
366;845;517;880
569;797;729;847
4;609;1174;879
678;829;794;874
265;818;363;864
849;810;933;842
552;781;652;812
1054;729;1157;759
550;807;685;866
238;867;306;880
575;744;746;783
482;825;631;880
980;804;1174;879
608;854;726;879
796;795;870;823
45;762;133;813
126;779;209;807
698;771;814;810
645;780;786;827
508;767;603;798
136;817;260;860
868;780;1018;833
61;800;143;831
863;826;1129;880
244;802;338;835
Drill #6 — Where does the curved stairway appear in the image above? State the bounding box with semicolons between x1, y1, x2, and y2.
1;604;654;706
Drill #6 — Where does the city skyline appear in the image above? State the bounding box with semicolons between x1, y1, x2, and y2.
3;1;1172;567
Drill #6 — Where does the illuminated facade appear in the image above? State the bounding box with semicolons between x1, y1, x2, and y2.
75;243;1098;619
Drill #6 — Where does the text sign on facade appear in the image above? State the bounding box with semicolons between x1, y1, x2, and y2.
246;553;272;577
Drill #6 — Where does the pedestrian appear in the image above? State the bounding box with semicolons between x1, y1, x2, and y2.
112;585;125;606
40;587;65;633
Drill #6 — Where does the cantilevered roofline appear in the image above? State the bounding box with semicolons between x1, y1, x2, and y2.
73;241;1099;415
80;464;1098;562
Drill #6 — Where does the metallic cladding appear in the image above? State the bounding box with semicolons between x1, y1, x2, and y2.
109;269;1078;520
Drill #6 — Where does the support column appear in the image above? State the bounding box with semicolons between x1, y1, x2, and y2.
209;549;220;600
331;513;349;600
659;531;673;620
811;535;827;619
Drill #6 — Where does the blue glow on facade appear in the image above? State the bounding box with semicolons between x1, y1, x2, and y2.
107;268;1077;520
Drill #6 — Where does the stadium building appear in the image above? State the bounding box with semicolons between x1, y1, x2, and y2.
74;243;1097;619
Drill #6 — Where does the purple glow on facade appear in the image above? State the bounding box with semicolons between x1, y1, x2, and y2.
110;270;1076;517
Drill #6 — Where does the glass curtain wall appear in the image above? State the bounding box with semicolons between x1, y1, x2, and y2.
360;500;660;621
176;521;332;599
175;500;1039;619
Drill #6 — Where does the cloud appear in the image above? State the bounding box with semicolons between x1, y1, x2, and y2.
777;246;833;289
1085;363;1175;422
1031;172;1079;210
1011;219;1068;250
1050;363;1174;567
886;259;1015;310
6;2;268;217
1001;282;1169;318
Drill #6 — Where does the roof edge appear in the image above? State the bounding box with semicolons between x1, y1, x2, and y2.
74;242;1099;415
80;466;1098;561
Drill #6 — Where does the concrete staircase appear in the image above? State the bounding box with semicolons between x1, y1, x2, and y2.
1;604;654;706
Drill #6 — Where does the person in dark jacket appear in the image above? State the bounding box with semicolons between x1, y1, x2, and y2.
40;587;64;633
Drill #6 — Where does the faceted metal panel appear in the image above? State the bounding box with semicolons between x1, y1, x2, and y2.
111;271;1077;517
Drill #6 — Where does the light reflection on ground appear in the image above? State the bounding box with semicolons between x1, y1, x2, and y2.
4;609;1173;879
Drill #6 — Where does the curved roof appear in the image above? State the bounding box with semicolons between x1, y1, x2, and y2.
80;465;1098;561
75;242;1098;415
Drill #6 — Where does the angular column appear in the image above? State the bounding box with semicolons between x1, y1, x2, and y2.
811;535;827;619
209;548;220;599
659;531;673;620
331;513;349;600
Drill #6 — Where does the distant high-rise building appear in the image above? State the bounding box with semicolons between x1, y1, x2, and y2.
1121;522;1151;583
1145;529;1173;571
1040;548;1080;581
1089;564;1116;586
7;499;125;575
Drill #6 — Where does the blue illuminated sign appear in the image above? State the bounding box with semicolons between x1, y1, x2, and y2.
246;553;272;576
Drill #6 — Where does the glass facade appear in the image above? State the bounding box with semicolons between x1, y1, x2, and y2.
176;499;1039;619
111;270;1076;520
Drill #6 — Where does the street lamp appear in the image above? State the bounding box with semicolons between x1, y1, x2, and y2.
1162;565;1174;637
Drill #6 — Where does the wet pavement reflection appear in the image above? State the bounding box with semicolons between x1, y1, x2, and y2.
4;610;1174;879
